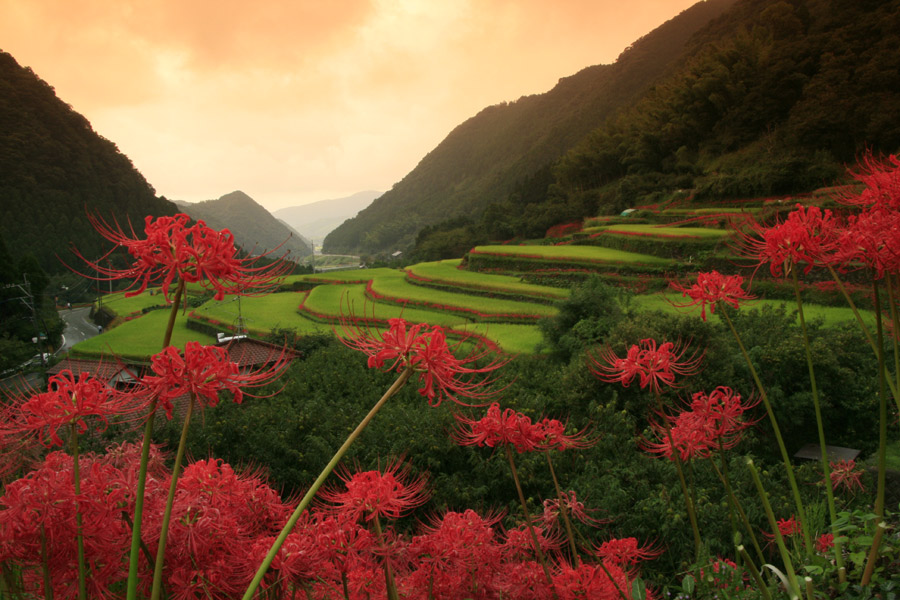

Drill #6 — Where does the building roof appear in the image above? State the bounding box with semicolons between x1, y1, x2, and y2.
215;336;299;367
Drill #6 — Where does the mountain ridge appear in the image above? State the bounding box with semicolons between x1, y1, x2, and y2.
323;0;739;254
174;191;312;260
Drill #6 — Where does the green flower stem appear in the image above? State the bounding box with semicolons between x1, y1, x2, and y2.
709;458;765;565
746;458;801;599
544;452;580;565
242;366;414;600
653;391;702;561
69;425;87;600
150;394;195;600
860;521;887;586
874;282;888;521
888;274;900;413
40;524;53;600
804;576;815;600
503;443;557;595
790;269;843;575
827;265;900;411
371;515;399;600
718;303;813;556
736;545;771;600
127;279;185;600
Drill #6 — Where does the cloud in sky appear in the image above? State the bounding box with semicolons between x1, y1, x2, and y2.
1;0;699;210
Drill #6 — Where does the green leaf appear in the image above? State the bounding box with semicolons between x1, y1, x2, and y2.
682;574;696;595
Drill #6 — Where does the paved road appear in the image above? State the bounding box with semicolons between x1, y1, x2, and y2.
59;305;100;352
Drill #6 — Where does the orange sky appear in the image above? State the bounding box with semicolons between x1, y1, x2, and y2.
0;0;699;211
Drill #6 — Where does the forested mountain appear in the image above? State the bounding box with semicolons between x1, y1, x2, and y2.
327;0;900;258
174;191;312;260
323;0;739;255
0;51;178;274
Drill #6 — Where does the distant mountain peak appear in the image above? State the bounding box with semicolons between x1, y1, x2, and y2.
176;191;312;259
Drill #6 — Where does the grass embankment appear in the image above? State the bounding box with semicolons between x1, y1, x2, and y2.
406;259;569;301
300;283;469;327
70;310;216;361
190;292;331;336
469;245;673;264
582;224;729;239
368;275;558;322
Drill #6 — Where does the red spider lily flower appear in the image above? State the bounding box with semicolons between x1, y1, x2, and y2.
832;209;900;279
588;338;703;394
554;561;649;600
338;316;508;406
536;417;596;451
764;515;802;543
70;213;291;302
594;536;662;567
698;557;747;592
142;458;289;599
642;387;757;461
840;153;900;212
452;403;547;453
669;271;755;321
816;533;835;553
140;341;288;419
1;369;145;447
540;491;608;529
319;459;430;523
403;509;504;597
737;204;841;277
827;459;865;493
0;451;134;599
503;522;562;560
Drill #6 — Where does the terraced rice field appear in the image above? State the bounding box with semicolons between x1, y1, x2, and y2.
583;224;729;239
406;259;569;302
469;245;673;265
71;310;216;361
368;274;558;322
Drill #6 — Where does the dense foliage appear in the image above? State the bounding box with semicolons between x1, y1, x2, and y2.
0;52;178;274
0;232;63;373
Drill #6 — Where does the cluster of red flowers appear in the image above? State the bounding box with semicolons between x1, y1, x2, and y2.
828;459;866;493
452;403;594;453
669;270;755;321
736;153;900;280
339;317;508;406
0;448;652;599
1;369;146;448
142;341;288;419
72;213;291;301
589;338;704;394
643;387;757;461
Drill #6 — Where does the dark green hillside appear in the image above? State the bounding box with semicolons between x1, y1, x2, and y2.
0;51;177;274
175;191;312;261
323;0;738;255
552;0;900;209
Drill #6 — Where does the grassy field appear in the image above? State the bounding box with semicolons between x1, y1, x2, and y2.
98;291;170;316
469;245;673;265
454;322;545;355
191;292;331;336
70;310;216;361
633;292;877;328
407;259;569;300
282;268;400;285
301;283;469;328
583;224;729;238
369;275;559;320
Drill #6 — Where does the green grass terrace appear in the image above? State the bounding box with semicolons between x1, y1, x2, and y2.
405;259;569;303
